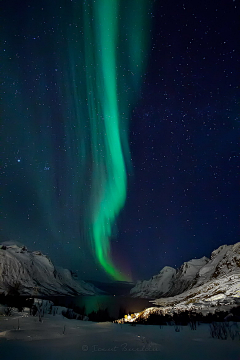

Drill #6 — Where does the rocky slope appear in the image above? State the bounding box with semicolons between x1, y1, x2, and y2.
130;242;240;299
0;244;101;296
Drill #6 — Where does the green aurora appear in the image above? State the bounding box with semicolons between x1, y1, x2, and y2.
80;0;151;280
2;0;151;281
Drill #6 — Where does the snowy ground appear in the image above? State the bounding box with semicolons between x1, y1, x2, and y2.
0;310;239;360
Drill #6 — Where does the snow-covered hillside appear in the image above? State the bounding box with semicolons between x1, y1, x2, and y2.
165;257;209;297
120;273;240;324
130;266;176;298
130;242;240;299
193;242;240;287
0;244;101;296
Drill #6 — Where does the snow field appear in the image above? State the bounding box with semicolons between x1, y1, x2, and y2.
0;311;239;360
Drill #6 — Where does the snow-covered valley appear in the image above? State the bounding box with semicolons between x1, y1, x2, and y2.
0;309;239;360
0;242;239;359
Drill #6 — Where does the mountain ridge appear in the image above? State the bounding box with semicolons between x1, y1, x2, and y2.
0;244;102;296
130;242;240;299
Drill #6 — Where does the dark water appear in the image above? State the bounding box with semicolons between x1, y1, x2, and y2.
48;295;152;318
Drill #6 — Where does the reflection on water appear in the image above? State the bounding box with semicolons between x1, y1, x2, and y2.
49;296;152;318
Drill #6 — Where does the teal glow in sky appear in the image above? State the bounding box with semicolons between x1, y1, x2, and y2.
1;0;151;281
81;0;151;280
3;0;238;282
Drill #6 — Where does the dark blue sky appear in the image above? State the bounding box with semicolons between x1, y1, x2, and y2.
118;0;239;280
2;0;239;282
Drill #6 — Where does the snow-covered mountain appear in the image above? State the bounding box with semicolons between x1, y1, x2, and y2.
130;242;240;299
119;243;240;323
0;244;102;296
130;266;176;298
164;256;209;297
121;272;240;324
193;242;240;287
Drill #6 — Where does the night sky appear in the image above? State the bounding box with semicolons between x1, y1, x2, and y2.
2;0;239;283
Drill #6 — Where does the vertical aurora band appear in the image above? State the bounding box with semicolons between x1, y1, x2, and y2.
77;0;151;280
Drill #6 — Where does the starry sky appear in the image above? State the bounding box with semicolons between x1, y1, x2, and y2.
2;0;239;283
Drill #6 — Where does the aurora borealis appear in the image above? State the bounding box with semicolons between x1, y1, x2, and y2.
2;0;151;281
82;0;150;280
2;0;239;282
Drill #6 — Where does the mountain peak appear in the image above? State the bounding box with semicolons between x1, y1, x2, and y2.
0;244;101;296
130;242;239;299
